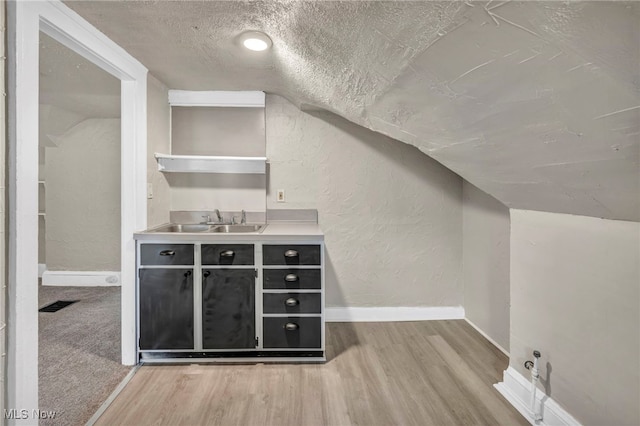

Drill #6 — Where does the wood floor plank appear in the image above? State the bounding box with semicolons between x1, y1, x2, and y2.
96;321;528;426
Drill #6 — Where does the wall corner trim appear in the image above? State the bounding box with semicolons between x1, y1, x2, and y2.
325;306;464;322
464;318;509;356
41;270;121;287
494;367;582;426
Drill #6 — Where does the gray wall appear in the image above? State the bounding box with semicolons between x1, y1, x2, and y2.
462;181;510;351
510;209;639;425
171;106;265;157
267;95;463;308
45;119;121;271
147;74;171;228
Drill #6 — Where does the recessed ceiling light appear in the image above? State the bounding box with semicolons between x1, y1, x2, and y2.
240;31;272;52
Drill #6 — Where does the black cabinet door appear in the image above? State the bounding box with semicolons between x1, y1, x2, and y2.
139;269;194;350
202;269;256;349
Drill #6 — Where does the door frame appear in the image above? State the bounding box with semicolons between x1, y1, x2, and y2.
7;0;147;418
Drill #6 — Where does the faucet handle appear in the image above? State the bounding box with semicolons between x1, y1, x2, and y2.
201;214;211;223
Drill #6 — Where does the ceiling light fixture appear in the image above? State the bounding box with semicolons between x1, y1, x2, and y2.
240;31;272;52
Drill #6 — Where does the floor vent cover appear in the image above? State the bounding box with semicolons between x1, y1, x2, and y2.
39;300;78;313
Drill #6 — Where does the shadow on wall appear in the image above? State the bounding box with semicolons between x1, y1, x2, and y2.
324;246;360;362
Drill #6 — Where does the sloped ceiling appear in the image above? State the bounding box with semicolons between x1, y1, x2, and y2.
65;1;640;221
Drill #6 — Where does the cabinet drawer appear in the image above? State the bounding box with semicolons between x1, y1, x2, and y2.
140;244;194;265
263;269;321;290
263;293;321;314
263;317;321;348
263;245;321;265
202;244;254;265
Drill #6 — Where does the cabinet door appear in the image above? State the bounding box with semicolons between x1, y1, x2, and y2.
202;269;256;349
139;269;194;350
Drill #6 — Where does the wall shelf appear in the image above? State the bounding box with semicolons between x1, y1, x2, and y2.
155;153;267;174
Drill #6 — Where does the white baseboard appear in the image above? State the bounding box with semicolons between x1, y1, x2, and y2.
464;317;509;356
42;270;121;286
325;306;464;322
38;263;47;278
494;366;582;426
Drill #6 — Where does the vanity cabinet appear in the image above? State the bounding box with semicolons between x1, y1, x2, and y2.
136;239;324;362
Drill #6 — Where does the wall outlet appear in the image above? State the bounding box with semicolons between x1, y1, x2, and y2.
147;183;153;199
276;189;285;203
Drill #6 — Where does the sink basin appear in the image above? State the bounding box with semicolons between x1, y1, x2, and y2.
210;224;265;233
151;224;213;233
148;223;266;233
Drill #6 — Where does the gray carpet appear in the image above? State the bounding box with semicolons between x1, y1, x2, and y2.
39;285;131;426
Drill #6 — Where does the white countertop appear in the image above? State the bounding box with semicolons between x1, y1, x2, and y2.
134;222;323;242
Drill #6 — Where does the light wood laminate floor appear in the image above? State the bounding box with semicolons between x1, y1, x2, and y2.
96;320;528;426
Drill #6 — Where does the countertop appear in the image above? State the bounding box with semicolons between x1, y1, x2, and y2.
134;222;324;242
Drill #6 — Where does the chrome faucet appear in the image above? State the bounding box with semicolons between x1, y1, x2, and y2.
241;210;246;224
214;209;223;223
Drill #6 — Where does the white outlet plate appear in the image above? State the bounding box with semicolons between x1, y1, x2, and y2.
147;183;153;199
277;189;285;203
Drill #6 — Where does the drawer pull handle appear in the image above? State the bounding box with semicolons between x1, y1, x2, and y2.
284;322;299;331
203;271;211;278
285;274;299;282
159;250;175;256
184;271;192;277
285;298;299;307
220;250;235;257
284;250;298;258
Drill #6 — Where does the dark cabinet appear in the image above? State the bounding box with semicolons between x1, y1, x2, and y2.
263;293;321;314
202;244;254;265
263;269;321;290
140;244;194;265
263;245;321;265
263;317;321;348
202;269;256;349
139;268;194;350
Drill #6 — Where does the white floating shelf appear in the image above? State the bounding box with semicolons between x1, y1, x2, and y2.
168;90;265;107
155;153;267;174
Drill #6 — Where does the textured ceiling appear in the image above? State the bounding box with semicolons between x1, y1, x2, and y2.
64;1;640;221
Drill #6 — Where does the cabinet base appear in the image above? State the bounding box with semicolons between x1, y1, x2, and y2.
139;350;325;364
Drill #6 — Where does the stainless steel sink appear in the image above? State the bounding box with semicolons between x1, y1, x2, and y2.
148;223;266;233
209;224;265;233
151;224;213;233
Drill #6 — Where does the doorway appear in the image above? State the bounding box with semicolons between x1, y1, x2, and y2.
37;32;130;424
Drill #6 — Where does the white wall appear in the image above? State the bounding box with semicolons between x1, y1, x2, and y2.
463;181;510;352
267;95;463;308
168;173;265;213
510;209;639;425
0;3;6;416
147;74;171;228
45;118;121;271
